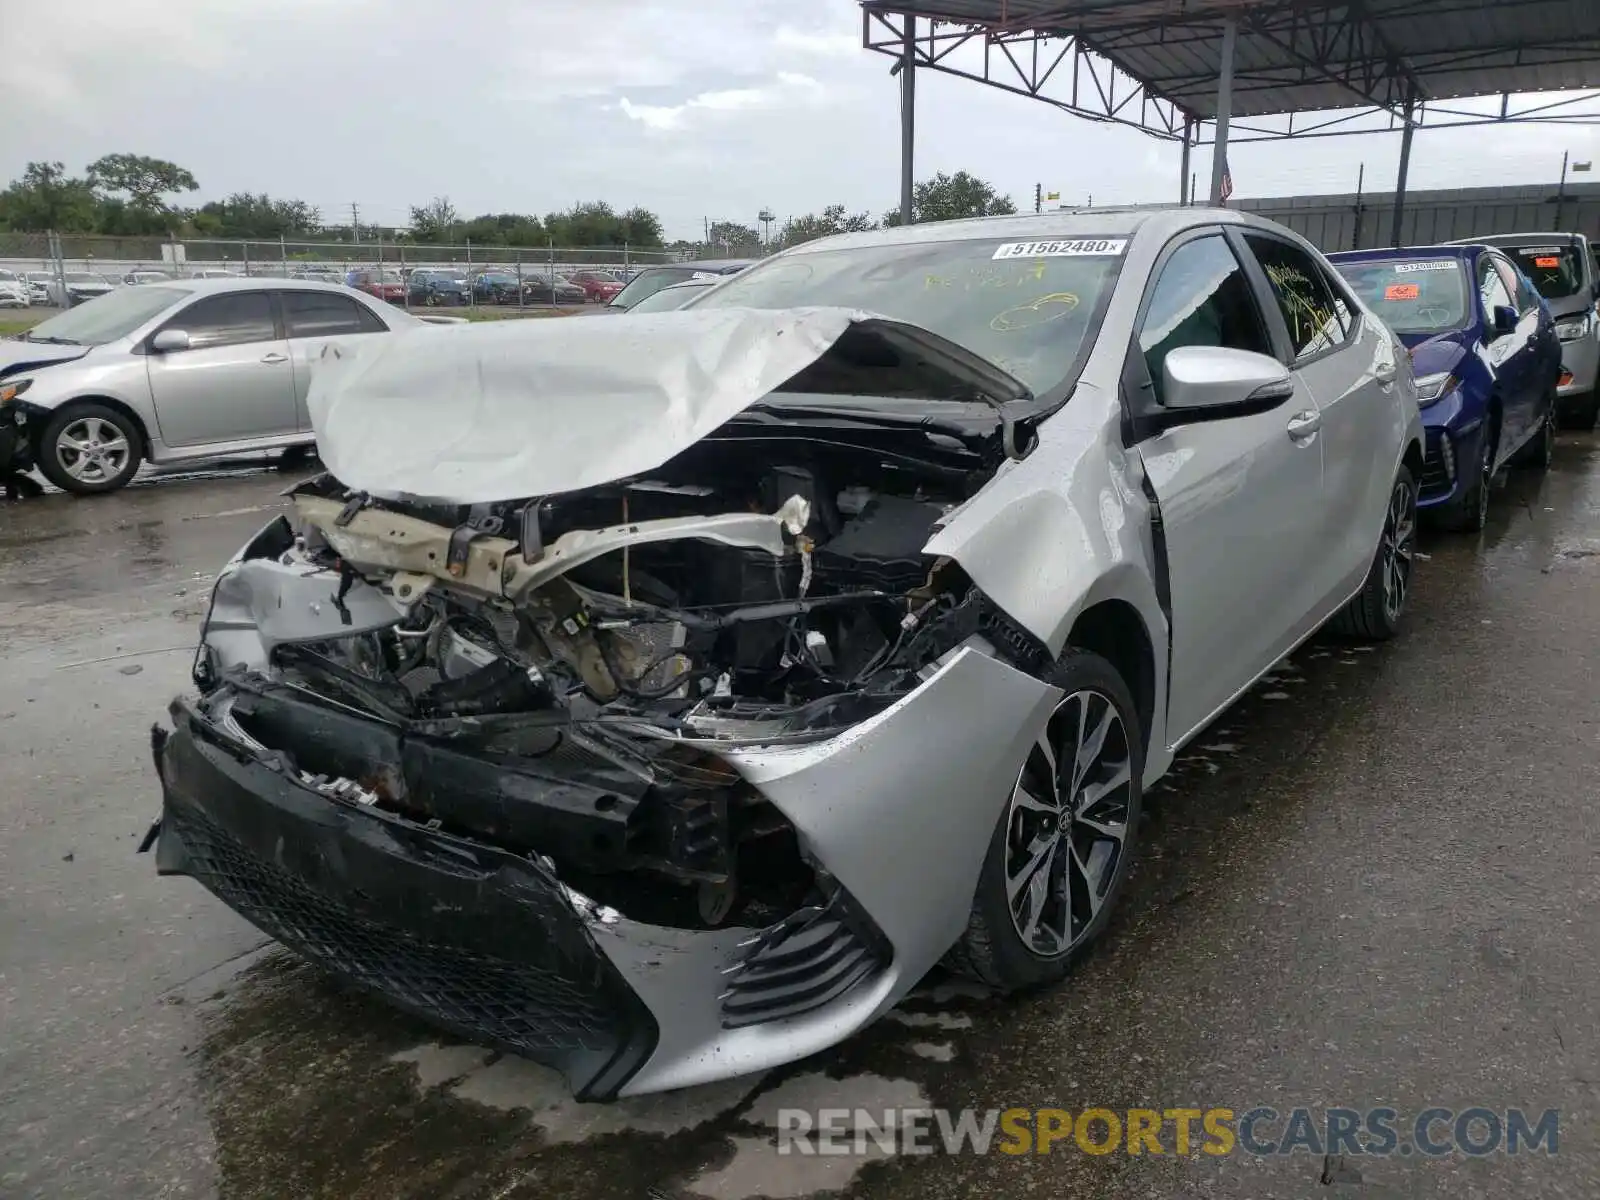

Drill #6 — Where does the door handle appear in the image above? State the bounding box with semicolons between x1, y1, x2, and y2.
1286;410;1322;440
260;352;288;364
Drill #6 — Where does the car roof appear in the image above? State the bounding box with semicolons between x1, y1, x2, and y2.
1445;231;1588;248
1327;245;1477;261
161;277;369;297
774;206;1297;258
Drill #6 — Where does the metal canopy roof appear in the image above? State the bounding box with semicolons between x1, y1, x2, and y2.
862;0;1600;142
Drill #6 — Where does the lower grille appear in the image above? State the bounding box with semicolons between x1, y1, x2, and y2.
719;889;888;1028
171;802;622;1054
1420;432;1452;497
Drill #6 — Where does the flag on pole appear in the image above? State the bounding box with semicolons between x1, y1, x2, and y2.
1219;154;1234;204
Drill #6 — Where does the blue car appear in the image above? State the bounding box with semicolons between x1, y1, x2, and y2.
1329;245;1562;531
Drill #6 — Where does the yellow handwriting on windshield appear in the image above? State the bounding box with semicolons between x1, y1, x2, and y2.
924;261;1052;291
990;292;1081;332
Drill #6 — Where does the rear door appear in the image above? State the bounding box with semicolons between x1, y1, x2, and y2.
1238;230;1393;605
1131;229;1326;746
145;291;297;447
279;289;391;430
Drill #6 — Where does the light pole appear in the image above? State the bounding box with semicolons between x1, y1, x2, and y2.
1556;151;1592;231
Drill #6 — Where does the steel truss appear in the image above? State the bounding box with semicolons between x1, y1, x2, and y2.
861;3;1600;146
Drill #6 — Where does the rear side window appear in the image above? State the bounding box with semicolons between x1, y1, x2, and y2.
1138;234;1272;404
168;292;277;349
1243;235;1349;359
281;290;384;337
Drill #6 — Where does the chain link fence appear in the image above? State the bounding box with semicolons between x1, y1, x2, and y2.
0;232;699;314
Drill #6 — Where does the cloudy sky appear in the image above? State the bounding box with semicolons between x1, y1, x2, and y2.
4;0;1597;242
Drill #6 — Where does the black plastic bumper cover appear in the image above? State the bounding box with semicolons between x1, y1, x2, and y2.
151;700;659;1101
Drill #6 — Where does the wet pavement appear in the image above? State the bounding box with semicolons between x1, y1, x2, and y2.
2;442;1598;1199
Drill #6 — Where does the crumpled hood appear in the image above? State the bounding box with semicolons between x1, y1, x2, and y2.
0;339;91;379
307;305;1026;504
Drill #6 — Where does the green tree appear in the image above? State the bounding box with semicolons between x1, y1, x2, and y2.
0;161;100;232
618;206;664;247
779;203;877;248
87;153;199;229
707;220;762;253
882;170;1017;226
408;196;459;242
191;193;321;239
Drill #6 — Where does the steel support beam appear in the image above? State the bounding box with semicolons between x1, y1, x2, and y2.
1209;18;1236;205
1392;92;1418;247
900;16;916;225
1180;116;1193;203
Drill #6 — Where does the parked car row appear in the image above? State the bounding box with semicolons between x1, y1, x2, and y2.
8;204;1595;1103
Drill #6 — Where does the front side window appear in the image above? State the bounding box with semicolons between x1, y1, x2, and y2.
1244;235;1347;359
1479;258;1514;329
1137;234;1272;404
281;290;383;337
166;292;277;350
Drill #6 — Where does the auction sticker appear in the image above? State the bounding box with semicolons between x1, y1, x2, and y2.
1393;260;1456;273
1385;283;1421;300
993;238;1128;260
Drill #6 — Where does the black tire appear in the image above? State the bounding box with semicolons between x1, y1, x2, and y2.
1559;390;1600;431
35;402;143;495
946;649;1144;991
1511;395;1556;470
276;444;316;470
1438;422;1495;533
1329;464;1418;641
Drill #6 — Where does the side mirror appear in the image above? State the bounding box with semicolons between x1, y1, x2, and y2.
150;328;191;353
1492;305;1518;336
1162;345;1295;413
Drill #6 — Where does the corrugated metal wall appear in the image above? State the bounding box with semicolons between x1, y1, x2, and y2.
1233;182;1600;252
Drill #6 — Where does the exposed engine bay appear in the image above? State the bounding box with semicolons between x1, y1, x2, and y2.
195;406;1046;933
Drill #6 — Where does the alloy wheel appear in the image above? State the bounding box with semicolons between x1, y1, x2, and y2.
55;416;131;485
1005;689;1133;958
1381;475;1417;623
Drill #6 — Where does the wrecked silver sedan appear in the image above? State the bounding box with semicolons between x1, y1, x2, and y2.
150;209;1423;1098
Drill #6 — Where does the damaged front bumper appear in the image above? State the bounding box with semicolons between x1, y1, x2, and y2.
151;641;1059;1097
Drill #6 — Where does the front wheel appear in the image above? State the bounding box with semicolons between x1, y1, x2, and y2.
947;650;1144;991
1329;464;1417;640
1438;425;1494;533
36;403;143;495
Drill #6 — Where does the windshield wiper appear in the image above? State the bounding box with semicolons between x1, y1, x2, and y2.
25;334;80;345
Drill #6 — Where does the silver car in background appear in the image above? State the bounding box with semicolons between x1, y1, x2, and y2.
1449;232;1600;429
47;271;116;307
0;267;28;308
150;207;1423;1098
0;279;437;493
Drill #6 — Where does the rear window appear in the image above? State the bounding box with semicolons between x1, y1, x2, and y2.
1504;244;1585;299
1332;259;1469;334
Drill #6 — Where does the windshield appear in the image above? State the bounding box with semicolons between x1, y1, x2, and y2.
1333;259;1469;335
610;267;704;309
627;281;714;313
1504;243;1585;299
0;269;16;281
66;272;103;284
693;236;1128;395
25;285;187;345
